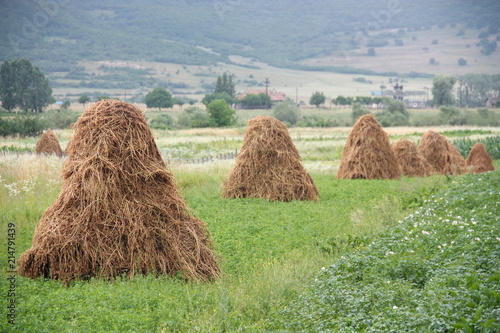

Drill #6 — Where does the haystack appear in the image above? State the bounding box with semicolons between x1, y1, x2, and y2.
466;142;494;173
221;116;319;202
392;139;433;177
35;129;63;157
418;131;466;175
336;114;401;179
18;100;219;283
447;141;467;175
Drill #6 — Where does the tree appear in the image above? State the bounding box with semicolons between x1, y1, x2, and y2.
367;47;376;56
214;72;235;98
432;75;458;106
272;100;300;125
144;87;173;111
207;99;236;127
172;97;185;108
78;94;90;107
351;102;370;122
0;59;53;113
240;93;271;109
376;99;409;126
202;92;234;106
309;91;326;108
458;58;467;66
440;106;466;125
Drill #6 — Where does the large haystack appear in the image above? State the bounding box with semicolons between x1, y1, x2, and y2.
35;129;63;157
18;100;219;283
336;114;401;179
221;116;319;201
418;131;466;175
466;142;494;173
392;139;433;177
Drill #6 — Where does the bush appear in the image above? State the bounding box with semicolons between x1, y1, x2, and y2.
149;113;174;130
351;102;370;122
40;110;79;130
0;115;45;137
375;99;409;126
297;115;336;127
177;107;210;128
207;99;236;127
440;106;466;125
272;101;301;126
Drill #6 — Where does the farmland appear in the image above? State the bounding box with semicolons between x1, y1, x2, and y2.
1;124;499;331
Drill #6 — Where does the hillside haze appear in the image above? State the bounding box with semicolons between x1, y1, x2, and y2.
1;0;499;99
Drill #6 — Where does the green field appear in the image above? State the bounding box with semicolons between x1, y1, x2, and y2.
0;125;499;331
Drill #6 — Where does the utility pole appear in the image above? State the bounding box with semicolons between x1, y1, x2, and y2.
265;77;270;109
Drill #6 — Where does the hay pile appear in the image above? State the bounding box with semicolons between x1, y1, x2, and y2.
466;142;494;173
392;139;433;177
35;129;63;157
221;116;319;201
18;100;219;283
418;131;466;175
336;114;401;179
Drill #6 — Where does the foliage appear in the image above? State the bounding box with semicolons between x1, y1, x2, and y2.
206;99;236;127
376;99;410;126
432;74;458;106
40;110;79;130
458;58;467;66
367;47;376;56
297;115;336;127
309;91;326;108
149;114;174;130
214;73;236;98
272;101;301;126
452;136;500;159
144;87;173;111
78;94;91;105
351;102;370;122
176;107;210;128
0;115;45;137
274;171;500;332
458;74;500;107
440;105;466;125
335;95;354;106
202;92;234;107
239;93;271;109
0;59;53;112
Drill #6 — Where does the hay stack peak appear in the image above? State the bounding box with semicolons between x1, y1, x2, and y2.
392;139;433;177
336;114;401;179
466;142;494;173
221;116;319;201
35;129;63;157
418;130;466;175
19;100;219;283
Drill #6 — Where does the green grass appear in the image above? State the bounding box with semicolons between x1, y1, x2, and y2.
273;171;500;332
0;154;455;332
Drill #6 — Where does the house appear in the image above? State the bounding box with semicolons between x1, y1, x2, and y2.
485;97;500;108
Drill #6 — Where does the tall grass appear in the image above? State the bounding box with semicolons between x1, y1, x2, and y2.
0;154;449;332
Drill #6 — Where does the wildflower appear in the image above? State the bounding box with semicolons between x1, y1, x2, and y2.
421;230;430;235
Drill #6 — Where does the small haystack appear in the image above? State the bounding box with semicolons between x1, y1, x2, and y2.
447;141;467;175
35;129;63;157
18;100;219;283
221;116;319;201
392;139;433;177
466;142;494;173
336;114;401;179
418;131;467;175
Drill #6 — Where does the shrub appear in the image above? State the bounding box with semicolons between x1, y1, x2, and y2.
40;110;79;130
375;99;409;126
0;115;45;137
177;107;210;128
207;99;236;127
149;113;174;130
351;102;370;122
440;106;466;125
272;101;301;126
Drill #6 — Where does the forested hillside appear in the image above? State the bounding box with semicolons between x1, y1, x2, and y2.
1;0;498;74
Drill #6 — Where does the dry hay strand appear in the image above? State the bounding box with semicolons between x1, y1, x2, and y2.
418;130;465;175
18;100;219;284
466;142;494;174
336;114;401;180
392;139;433;177
35;129;63;157
221;116;319;202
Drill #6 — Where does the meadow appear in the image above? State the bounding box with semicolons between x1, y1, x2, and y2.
0;126;499;332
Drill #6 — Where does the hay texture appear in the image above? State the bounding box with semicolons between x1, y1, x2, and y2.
336;114;401;180
35;129;63;157
418;131;466;175
18;100;219;283
392;139;433;177
221;116;319;202
466;142;494;173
